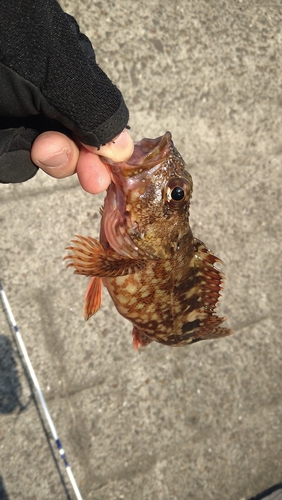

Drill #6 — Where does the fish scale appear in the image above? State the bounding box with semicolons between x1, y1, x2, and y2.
66;132;233;349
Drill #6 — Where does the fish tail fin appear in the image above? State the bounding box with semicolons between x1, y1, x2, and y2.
203;323;234;339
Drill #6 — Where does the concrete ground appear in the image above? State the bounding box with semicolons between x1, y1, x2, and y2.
1;0;282;499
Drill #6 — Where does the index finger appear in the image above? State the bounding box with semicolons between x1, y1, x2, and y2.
82;129;134;163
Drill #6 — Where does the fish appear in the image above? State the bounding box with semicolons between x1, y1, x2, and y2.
65;132;233;349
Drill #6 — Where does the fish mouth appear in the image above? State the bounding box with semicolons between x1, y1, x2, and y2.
104;131;173;176
100;132;173;258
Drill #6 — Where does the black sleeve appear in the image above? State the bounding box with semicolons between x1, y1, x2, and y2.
0;0;129;183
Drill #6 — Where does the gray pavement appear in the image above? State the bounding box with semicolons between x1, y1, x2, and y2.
1;0;282;499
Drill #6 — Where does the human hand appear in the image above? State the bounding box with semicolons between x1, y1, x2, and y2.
0;0;131;187
31;129;134;194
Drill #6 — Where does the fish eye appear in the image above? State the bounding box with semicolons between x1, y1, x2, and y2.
171;186;185;201
165;177;192;209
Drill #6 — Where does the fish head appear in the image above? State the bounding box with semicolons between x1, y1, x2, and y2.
101;132;193;259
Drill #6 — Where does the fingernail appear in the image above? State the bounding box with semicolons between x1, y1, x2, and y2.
38;150;68;168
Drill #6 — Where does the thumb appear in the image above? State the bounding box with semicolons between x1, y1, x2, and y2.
31;131;80;178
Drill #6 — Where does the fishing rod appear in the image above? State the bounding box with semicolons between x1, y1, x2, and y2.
0;281;83;500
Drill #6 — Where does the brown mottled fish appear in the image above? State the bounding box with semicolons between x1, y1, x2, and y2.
65;132;233;349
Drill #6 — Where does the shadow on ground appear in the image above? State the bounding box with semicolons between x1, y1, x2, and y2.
0;335;23;500
0;334;23;414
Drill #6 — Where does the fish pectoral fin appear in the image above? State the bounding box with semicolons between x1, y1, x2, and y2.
84;276;103;320
65;235;147;277
132;327;152;350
